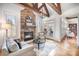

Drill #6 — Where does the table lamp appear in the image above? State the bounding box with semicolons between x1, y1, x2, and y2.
1;23;11;39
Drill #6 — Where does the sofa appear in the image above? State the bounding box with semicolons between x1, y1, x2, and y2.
8;46;36;56
1;39;36;56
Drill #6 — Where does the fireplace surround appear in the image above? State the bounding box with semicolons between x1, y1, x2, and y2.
24;32;33;41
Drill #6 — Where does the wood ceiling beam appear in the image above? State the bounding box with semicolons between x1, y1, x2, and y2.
38;3;49;17
43;3;49;17
20;3;39;13
56;3;61;14
19;3;49;17
19;3;44;15
20;3;34;10
52;3;62;14
35;3;38;9
32;3;38;10
38;3;45;11
66;17;77;19
48;3;62;15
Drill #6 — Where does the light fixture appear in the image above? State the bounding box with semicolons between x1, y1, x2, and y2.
1;23;11;39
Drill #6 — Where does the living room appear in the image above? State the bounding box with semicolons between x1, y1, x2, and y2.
0;3;79;56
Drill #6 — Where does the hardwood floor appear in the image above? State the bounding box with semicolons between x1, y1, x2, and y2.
54;37;79;56
0;49;2;56
0;37;79;56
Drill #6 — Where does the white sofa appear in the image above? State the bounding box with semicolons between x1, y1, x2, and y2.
2;40;36;56
8;46;35;56
2;40;9;56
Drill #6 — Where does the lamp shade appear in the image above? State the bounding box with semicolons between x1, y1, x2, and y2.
1;23;11;29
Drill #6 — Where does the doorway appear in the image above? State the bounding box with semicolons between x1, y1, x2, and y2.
65;17;78;48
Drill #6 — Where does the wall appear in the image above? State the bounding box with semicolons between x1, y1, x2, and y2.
0;3;23;48
48;15;61;41
43;4;62;41
60;17;68;40
34;12;44;37
77;16;79;47
0;5;6;49
61;3;79;17
34;4;62;41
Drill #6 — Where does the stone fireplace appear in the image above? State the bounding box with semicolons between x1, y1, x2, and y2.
21;9;36;41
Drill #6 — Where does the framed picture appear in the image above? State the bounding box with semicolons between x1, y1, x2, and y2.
6;15;17;38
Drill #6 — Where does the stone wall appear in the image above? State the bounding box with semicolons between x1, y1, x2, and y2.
21;8;36;41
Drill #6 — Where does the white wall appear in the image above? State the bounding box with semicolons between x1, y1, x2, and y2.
77;16;79;47
49;15;61;41
34;12;44;37
0;5;6;49
0;3;23;48
60;17;68;40
43;4;62;41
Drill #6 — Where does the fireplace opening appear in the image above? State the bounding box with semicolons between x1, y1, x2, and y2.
24;32;33;41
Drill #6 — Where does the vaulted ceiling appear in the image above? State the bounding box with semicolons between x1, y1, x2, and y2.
19;3;62;17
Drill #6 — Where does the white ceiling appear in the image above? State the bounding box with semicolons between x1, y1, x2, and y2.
61;3;79;17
